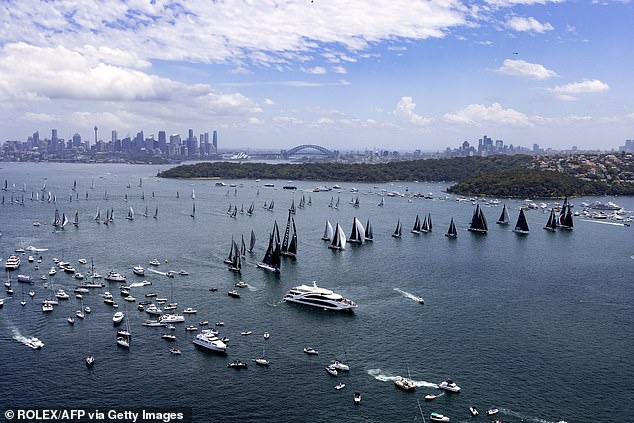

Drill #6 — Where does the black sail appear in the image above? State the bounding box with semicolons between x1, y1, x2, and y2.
514;209;530;234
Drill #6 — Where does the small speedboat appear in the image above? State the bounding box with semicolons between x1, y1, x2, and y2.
240;331;252;336
67;316;75;325
486;406;499;416
185;326;198;332
215;321;225;326
161;334;176;341
227;290;240;298
353;392;361;404
325;364;338;376
199;321;209;326
149;259;160;266
438;378;461;393
169;348;181;355
425;393;441;400
178;270;189;276
85;355;95;367
303;347;319;355
235;281;248;288
263;331;270;340
227;360;248;369
430;412;450;422
254;357;270;366
335;383;346;390
469;406;478;416
183;307;197;314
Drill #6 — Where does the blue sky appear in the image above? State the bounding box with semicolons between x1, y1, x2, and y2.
0;0;632;151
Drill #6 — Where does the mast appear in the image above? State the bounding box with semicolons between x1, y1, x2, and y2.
249;230;256;252
513;209;530;234
365;219;373;241
497;204;509;225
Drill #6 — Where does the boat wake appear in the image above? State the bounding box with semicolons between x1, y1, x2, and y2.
11;328;32;347
147;268;168;276
581;219;629;227
129;281;151;288
497;407;559;423
393;288;424;304
367;369;438;388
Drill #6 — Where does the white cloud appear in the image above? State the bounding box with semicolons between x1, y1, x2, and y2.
333;66;347;74
395;97;431;126
627;112;634;120
22;112;56;123
443;103;532;127
303;66;327;75
487;0;562;7
248;117;263;125
0;0;469;67
549;79;609;101
505;16;554;33
264;98;275;106
496;59;557;80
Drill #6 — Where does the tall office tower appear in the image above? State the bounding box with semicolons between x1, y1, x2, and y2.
212;130;218;154
112;130;118;143
158;131;166;153
52;129;58;141
188;129;194;141
33;131;39;144
94;126;98;144
72;133;82;147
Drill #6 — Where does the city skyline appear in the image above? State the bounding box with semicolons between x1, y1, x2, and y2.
0;1;632;151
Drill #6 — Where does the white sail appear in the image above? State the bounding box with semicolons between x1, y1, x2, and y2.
322;220;334;240
191;188;195;200
337;224;347;250
352;217;365;243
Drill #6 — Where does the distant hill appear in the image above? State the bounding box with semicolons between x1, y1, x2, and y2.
446;169;610;198
157;155;534;183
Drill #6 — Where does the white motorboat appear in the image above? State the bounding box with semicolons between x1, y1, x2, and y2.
42;301;54;312
149;259;160;266
430;412;450;422
235;281;248;288
193;330;227;353
26;337;45;349
486;406;499;416
240;331;252;336
469;406;479;416
4;255;21;270
27;256;34;262
145;304;162;315
283;282;357;311
161;334;177;341
353;392;361;404
116;336;130;348
74;272;84;280
105;271;126;282
227;360;248;369
263;331;270;340
112;311;124;324
335;383;346;390
132;266;145;276
182;307;197;314
254;357;270;366
55;289;69;300
303;347;319;355
67;316;75;325
48;267;57;276
395;377;416;392
142;320;166;327
169;348;182;355
325;364;338;376
159;314;185;323
186;326;198;332
78;258;87;264
330;360;350;371
178;270;189;276
425;393;441;400
85;355;95;367
438;378;461;393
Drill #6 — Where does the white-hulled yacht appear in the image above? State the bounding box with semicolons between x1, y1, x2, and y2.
193;329;227;353
132;266;145;276
5;255;21;270
159;313;185;323
283;282;357;311
112;311;124;324
27;337;45;349
438;378;461;393
105;271;126;282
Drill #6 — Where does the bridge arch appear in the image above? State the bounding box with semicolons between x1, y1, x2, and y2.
282;144;335;158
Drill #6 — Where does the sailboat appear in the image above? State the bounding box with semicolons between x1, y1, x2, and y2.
116;310;131;349
328;197;334;208
353;196;360;208
364;219;373;241
246;202;255;216
191;188;195;200
348;217;365;244
411;215;421;234
298;195;305;209
190;202;196;218
248;230;256;253
513;209;530;235
153;206;158;219
496;204;510;225
322;220;334;241
239;235;247;257
558;198;574;230
85;330;95;368
468;204;488;234
334;196;340;210
289;199;296;214
224;236;235;265
228;241;241;273
267;200;274;211
445;218;457;238
257;225;282;272
94;208;101;222
308;195;312;206
544;209;557;231
61;213;69;229
328;223;347;250
73;210;79;227
420;214;431;233
378;196;385;207
254;342;270;366
53;209;61;227
231;205;238;218
281;211;298;258
90;179;94;190
392;219;402;238
143;206;148;217
126;206;134;220
139;178;143;187
240;204;244;214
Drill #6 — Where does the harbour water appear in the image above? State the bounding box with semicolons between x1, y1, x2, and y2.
0;162;633;422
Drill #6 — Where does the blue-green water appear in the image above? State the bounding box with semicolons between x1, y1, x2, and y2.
0;162;632;423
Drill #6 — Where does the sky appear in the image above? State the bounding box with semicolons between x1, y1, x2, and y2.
0;0;632;151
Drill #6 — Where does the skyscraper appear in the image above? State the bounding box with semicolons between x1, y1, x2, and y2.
212;130;218;154
111;130;118;143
